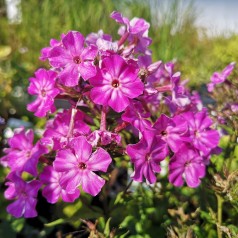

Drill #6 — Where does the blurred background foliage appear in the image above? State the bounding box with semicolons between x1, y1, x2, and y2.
1;0;238;237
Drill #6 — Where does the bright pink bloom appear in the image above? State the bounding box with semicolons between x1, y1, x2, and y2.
169;144;206;188
48;31;97;86
153;114;189;153
40;166;80;204
53;136;112;196
111;11;151;53
126;131;168;184
181;109;220;156
90;55;144;112
43;108;91;150
207;62;235;92
86;30;112;46
121;100;152;132
27;68;60;117
4;173;41;218
87;130;121;147
1;128;47;176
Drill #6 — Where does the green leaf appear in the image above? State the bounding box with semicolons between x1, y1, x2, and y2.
44;218;65;227
11;218;25;232
104;217;112;237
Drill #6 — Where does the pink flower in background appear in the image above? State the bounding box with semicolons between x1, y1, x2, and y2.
169;144;206;188
121;100;152;132
207;62;235;92
4;173;41;218
86;29;112;46
111;11;151;53
126;130;168;184
27;68;60;117
181;109;220;156
40;166;80;204
87;130;121;147
48;31;98;86
53;136;112;196
111;11;150;35
153;114;189;153
90;55;144;112
1;128;47;176
39;35;64;61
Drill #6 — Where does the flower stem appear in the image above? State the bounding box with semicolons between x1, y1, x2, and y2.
66;108;77;138
118;32;129;47
100;106;107;131
217;194;224;238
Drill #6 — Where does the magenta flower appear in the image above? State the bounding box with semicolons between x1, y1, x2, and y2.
43;108;91;150
111;11;151;53
48;31;98;86
53;136;112;196
87;130;121;147
153;114;189;153
207;62;235;92
27;68;60;117
86;30;112;46
1;128;47;176
111;11;150;35
121;100;152;132
90;55;144;112
4;173;41;218
181;109;220;156
126;131;168;184
169;144;206;188
40;166;80;204
40;36;63;61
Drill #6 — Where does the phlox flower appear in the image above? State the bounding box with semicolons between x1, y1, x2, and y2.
87;130;121;147
53;136;112;196
169;144;206;188
40;166;80;204
207;62;235;92
121;100;152;132
43;108;91;150
111;11;152;53
48;31;98;86
4;173;41;218
1;128;47;176
181;109;220;156
153;114;189;153
90;54;144;112
27;68;60;117
126;130;168;184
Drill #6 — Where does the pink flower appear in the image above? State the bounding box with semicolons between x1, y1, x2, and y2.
43;108;91;150
87;130;121;147
4;173;41;218
181;109;220;156
27;68;60;117
1;128;47;176
121;100;152;132
126;131;168;184
153;114;189;153
40;166;80;204
90;55;144;112
207;62;235;92
48;31;98;86
111;11;151;53
169;144;206;188
53;136;112;196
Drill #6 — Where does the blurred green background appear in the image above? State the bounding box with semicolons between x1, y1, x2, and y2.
1;0;238;237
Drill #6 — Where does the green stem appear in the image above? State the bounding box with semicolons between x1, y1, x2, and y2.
217;194;224;238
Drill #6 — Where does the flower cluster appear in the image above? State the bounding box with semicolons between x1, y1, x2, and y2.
1;11;222;218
